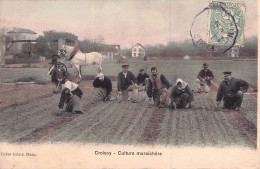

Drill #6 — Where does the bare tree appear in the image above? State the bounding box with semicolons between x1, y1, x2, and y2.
94;34;105;45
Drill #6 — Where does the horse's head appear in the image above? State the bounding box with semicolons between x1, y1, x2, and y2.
58;45;67;57
58;45;75;58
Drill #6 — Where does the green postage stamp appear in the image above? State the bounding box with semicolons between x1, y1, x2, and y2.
207;0;246;47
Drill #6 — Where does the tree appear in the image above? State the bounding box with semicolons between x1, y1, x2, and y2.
78;39;97;53
121;48;131;57
94;35;105;45
36;30;78;58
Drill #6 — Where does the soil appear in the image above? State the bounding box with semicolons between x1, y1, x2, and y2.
0;79;257;148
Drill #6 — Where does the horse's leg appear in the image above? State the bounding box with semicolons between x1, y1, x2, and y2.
98;56;103;73
76;64;82;82
79;65;82;81
73;63;81;83
98;64;103;73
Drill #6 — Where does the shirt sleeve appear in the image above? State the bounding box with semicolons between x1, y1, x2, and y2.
146;79;153;98
93;78;99;88
197;70;203;81
130;72;137;84
58;89;66;109
160;74;171;89
209;70;214;80
236;78;249;92
185;86;194;101
117;73;122;91
136;74;140;85
106;78;112;92
216;83;224;101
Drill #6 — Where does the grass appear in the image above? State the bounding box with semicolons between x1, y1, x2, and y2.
0;60;257;88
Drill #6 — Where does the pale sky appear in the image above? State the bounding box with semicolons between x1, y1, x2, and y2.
0;0;258;48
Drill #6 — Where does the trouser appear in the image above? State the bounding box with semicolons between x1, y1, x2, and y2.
122;85;139;101
93;88;111;101
175;93;192;109
64;95;84;113
53;80;62;93
153;88;171;107
196;79;210;92
138;84;146;91
138;79;149;91
223;94;243;109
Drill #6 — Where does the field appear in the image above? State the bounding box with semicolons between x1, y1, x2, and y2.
0;59;257;148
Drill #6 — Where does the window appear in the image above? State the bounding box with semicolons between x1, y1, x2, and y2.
133;48;136;52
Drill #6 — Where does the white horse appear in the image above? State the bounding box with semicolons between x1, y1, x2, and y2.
58;45;103;81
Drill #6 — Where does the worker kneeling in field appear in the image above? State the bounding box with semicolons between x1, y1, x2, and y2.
147;67;172;108
58;79;84;114
216;71;248;111
136;68;149;92
93;72;113;101
117;62;139;103
170;79;194;109
196;63;214;93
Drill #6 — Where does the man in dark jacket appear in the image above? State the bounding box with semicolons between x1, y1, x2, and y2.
136;68;149;91
216;71;249;111
93;73;112;101
48;62;67;93
196;63;214;93
147;67;172;107
170;79;194;109
58;79;84;114
117;62;139;102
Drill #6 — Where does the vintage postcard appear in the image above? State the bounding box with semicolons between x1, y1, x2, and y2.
0;0;258;168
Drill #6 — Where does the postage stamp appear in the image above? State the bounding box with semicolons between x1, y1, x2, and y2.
207;0;246;47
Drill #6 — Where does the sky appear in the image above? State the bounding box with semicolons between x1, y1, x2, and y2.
0;0;258;48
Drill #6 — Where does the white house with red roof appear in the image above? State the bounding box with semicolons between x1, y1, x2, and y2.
131;43;145;57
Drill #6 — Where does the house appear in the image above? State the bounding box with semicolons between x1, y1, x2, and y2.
96;45;119;60
6;27;37;55
131;43;145;57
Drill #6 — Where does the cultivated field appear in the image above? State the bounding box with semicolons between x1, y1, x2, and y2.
0;59;257;148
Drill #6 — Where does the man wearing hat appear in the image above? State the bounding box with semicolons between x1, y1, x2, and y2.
136;68;149;91
216;71;249;111
196;63;214;93
93;72;113;101
117;62;139;102
147;67;172;108
58;79;84;114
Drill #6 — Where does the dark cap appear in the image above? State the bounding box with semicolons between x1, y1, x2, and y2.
203;63;208;67
223;71;232;77
139;68;145;72
151;67;157;71
121;61;129;67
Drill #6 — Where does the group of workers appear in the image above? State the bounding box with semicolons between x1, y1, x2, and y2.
49;61;249;114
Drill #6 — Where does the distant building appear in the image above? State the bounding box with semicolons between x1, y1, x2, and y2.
228;46;239;58
6;27;37;55
131;43;145;57
96;45;118;60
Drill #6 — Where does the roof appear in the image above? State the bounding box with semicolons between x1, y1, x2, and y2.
96;45;118;52
131;43;145;49
7;28;37;34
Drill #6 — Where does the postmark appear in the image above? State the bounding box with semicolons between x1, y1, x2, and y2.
207;0;246;47
190;0;246;53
